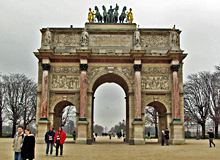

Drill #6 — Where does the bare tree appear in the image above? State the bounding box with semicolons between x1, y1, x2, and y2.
62;106;76;127
184;72;211;139
94;124;104;134
145;106;158;138
2;74;37;137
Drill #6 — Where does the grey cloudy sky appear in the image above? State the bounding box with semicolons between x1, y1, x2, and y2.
1;0;220;130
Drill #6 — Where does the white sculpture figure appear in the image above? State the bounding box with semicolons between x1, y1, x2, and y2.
171;25;178;47
134;28;141;45
45;27;51;45
81;28;89;46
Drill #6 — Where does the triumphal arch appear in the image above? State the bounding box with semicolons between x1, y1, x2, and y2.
34;5;187;145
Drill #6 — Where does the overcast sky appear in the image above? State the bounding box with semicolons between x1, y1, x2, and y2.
1;0;220;130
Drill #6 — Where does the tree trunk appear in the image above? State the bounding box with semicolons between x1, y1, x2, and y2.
215;124;218;139
201;123;206;139
12;122;17;138
155;125;158;138
0;114;2;137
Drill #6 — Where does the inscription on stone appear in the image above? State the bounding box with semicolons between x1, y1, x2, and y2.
52;75;80;89
141;76;169;90
89;35;132;47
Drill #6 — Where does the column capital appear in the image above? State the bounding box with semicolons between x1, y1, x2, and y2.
133;64;142;71
80;64;88;71
170;65;180;72
41;63;51;71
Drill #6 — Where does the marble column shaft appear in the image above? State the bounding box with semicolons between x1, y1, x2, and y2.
79;64;88;120
133;64;142;120
171;65;180;119
41;63;51;119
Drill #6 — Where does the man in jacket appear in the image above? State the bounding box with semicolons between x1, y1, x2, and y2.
13;125;24;160
45;127;55;156
207;129;215;147
54;127;66;157
165;128;169;146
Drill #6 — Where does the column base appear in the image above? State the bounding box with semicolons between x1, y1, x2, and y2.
79;118;87;121
36;120;50;144
76;121;88;144
132;121;145;145
171;121;185;145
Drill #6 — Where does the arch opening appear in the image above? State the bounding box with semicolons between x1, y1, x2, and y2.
53;101;76;134
144;101;168;143
91;73;129;143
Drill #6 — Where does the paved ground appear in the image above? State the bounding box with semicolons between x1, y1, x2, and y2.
1;137;220;160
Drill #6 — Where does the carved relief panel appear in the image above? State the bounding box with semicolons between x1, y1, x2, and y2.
50;66;80;74
51;75;80;90
142;67;170;74
141;76;169;90
141;34;169;48
52;33;81;46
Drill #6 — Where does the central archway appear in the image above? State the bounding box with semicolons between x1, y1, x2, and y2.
91;73;130;143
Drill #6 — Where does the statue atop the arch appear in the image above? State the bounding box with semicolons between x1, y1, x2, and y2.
126;8;133;23
108;5;114;23
81;28;89;46
45;27;51;45
88;8;95;23
171;25;180;50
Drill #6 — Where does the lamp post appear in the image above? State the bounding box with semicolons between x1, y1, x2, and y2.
194;104;200;140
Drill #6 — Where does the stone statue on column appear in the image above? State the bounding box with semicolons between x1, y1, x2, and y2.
45;27;51;45
134;28;141;50
171;25;180;50
42;27;51;49
81;28;89;46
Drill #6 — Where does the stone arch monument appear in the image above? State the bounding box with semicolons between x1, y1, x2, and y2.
34;22;187;145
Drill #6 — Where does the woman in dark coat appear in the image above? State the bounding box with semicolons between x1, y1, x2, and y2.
21;128;35;160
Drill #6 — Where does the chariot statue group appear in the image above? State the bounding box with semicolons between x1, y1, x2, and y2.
88;4;133;23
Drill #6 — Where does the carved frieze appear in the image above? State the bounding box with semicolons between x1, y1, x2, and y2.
89;35;133;47
51;75;80;89
53;34;81;46
141;76;169;90
141;34;169;48
87;66;134;84
50;66;79;74
142;67;170;74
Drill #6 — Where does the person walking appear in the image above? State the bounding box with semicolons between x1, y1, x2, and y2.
147;131;151;140
72;131;76;141
207;129;215;148
45;127;55;156
13;125;25;160
21;128;35;160
109;131;112;140
165;128;169;146
161;130;165;146
54;127;66;157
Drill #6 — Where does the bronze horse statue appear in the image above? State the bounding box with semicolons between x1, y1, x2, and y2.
95;6;102;23
119;6;127;23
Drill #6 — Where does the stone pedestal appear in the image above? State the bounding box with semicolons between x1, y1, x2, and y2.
132;121;145;145
76;121;89;144
36;120;50;144
171;121;185;144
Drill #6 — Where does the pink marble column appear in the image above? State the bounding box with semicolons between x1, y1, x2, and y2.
133;64;142;121
40;63;51;120
171;64;180;120
79;64;88;121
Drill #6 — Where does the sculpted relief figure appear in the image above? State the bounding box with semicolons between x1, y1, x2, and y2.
45;27;51;45
81;28;89;46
